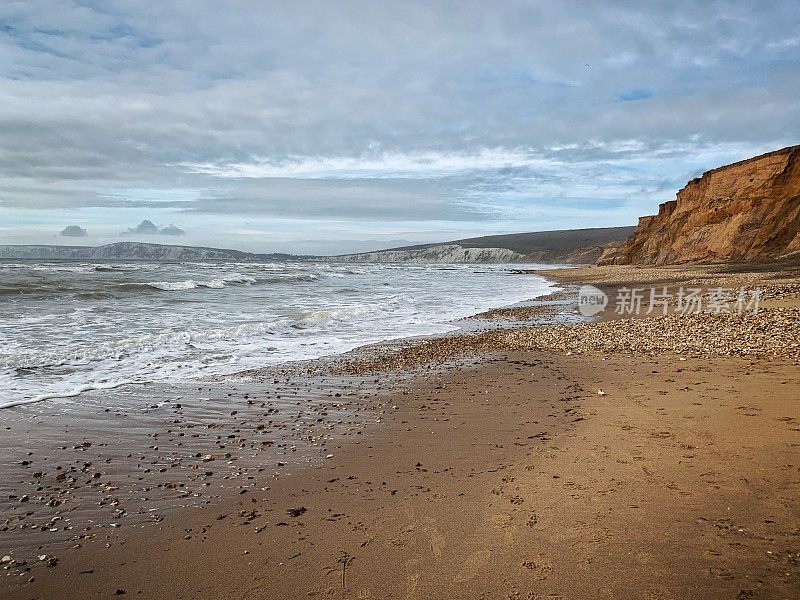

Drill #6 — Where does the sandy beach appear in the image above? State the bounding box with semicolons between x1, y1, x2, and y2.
4;2;799;598
2;264;799;599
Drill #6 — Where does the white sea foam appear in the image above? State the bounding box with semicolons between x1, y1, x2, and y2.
148;280;202;291
0;379;137;410
139;273;258;291
1;261;557;409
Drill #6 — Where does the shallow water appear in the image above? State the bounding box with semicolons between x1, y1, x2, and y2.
0;261;554;409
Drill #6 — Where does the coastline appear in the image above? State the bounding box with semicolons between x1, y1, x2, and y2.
0;267;564;569
2;263;799;599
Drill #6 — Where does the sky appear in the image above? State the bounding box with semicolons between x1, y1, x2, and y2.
1;0;798;254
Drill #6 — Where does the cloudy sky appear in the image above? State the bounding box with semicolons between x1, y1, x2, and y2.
1;1;798;254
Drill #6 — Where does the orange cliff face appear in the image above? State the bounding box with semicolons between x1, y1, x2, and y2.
599;145;800;265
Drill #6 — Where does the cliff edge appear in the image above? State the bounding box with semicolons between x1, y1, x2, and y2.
599;146;800;265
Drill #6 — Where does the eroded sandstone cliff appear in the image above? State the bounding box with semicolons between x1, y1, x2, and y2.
599;146;800;265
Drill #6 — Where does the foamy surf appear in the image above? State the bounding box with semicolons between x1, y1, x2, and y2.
0;261;557;409
131;274;258;291
0;379;137;409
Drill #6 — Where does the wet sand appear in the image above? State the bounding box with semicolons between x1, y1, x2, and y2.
2;264;799;599
0;374;395;560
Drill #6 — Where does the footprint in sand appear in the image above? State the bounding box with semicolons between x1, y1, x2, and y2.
521;557;553;581
642;588;672;600
453;549;492;582
488;512;520;543
401;557;422;600
423;521;445;557
405;573;420;600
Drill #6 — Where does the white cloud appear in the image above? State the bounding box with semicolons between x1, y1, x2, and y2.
767;36;800;49
179;149;555;179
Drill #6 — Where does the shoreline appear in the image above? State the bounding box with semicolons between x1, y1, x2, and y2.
0;262;559;412
2;263;799;599
0;267;566;564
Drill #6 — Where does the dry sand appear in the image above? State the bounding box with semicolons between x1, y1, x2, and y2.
2;264;799;599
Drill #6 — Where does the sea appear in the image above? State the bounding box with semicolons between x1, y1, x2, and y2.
0;261;555;410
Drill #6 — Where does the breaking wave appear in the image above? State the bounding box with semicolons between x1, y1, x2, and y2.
1;261;555;409
125;274;258;291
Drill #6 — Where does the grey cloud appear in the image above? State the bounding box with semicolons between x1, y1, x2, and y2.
59;225;87;237
123;220;185;235
159;224;186;236
0;1;798;242
183;176;491;221
124;219;160;235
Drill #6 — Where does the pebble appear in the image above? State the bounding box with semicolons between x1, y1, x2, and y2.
37;554;58;567
337;306;800;373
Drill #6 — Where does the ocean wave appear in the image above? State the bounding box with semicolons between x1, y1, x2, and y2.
94;264;135;272
296;305;375;326
123;274;258;291
1;305;376;374
150;280;217;291
1;262;555;409
259;273;320;283
0;284;74;296
2;317;293;372
0;286;33;296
